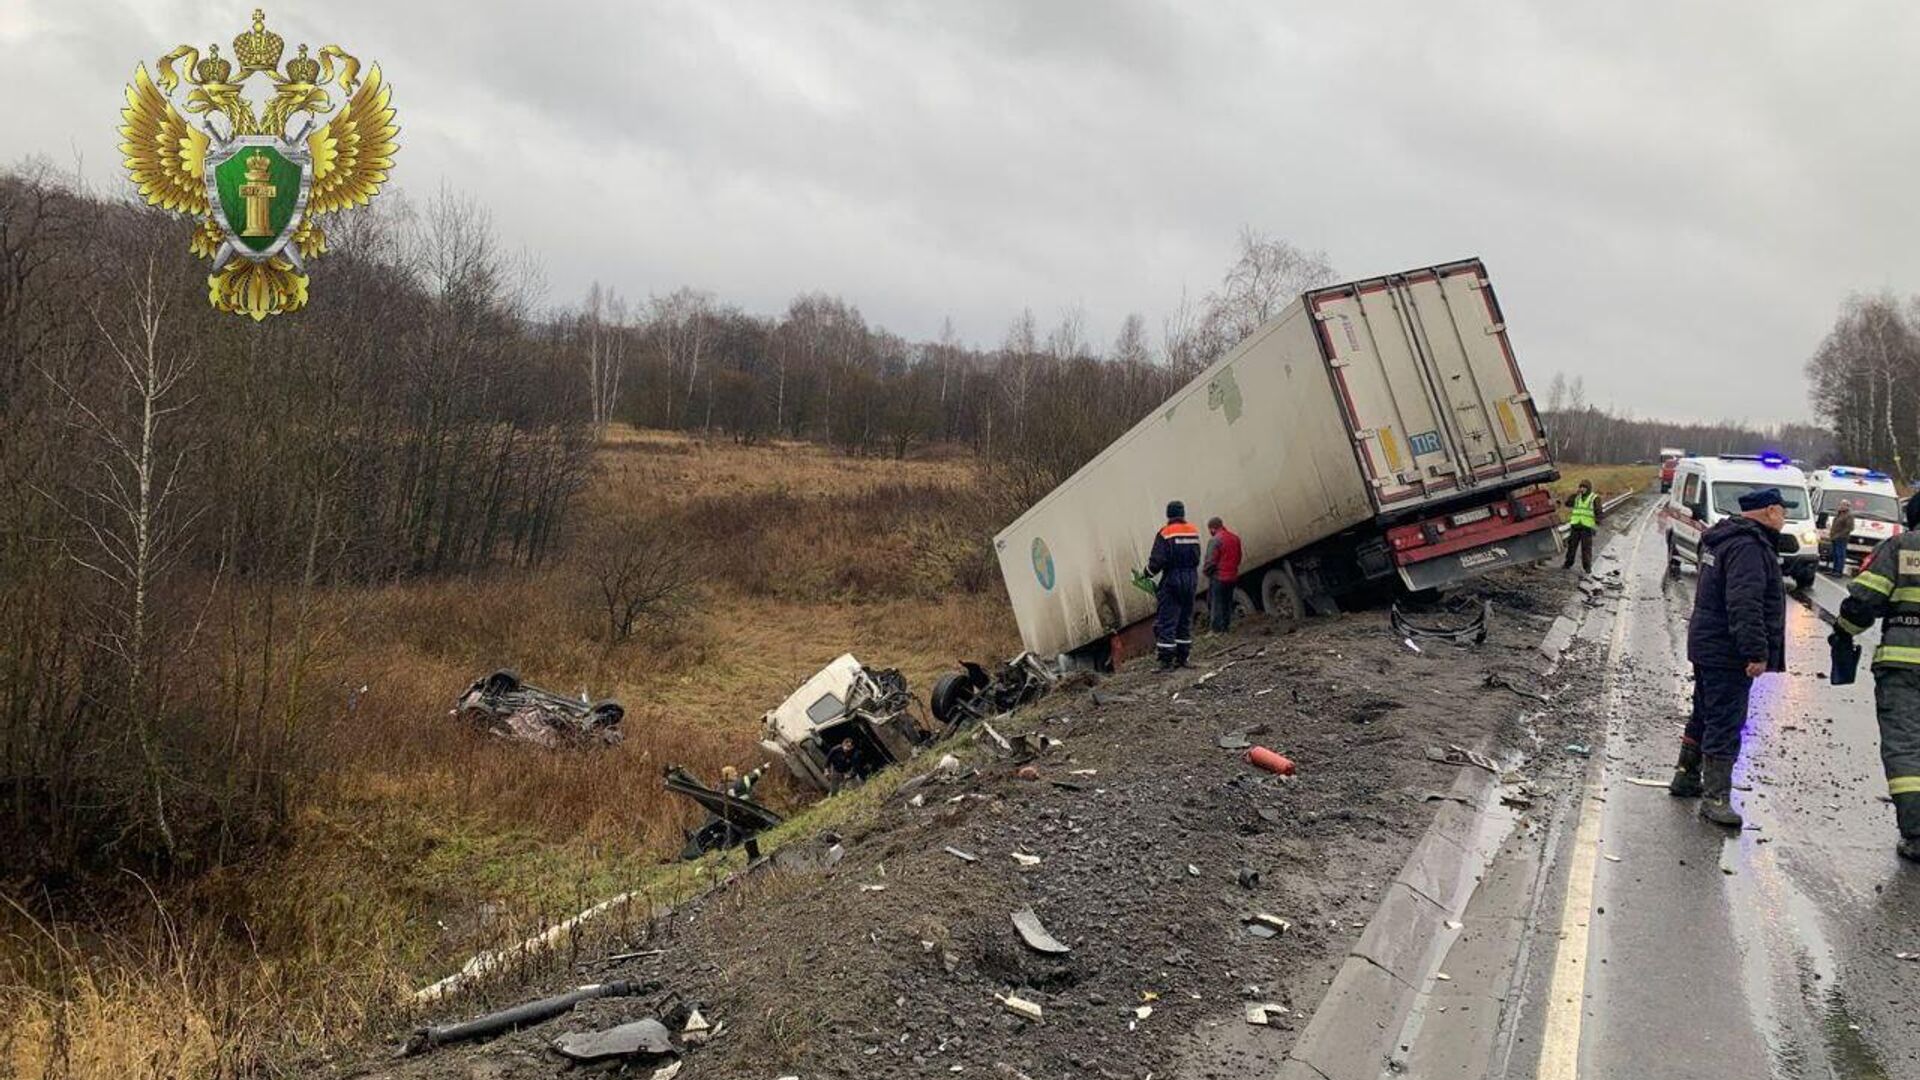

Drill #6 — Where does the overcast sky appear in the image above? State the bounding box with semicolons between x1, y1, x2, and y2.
5;1;1917;424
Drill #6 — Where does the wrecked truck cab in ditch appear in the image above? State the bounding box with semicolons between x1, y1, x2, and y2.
759;654;927;792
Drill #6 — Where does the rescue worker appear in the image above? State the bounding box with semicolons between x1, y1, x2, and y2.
1146;500;1202;669
1827;500;1855;577
1829;530;1920;862
1203;516;1243;633
1562;480;1602;573
1668;488;1787;827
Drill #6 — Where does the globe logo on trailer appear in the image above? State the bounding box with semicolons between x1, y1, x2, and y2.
1031;537;1056;591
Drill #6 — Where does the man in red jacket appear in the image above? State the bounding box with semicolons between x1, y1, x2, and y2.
1204;516;1243;633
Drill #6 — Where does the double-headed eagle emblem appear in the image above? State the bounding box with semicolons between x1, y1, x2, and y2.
120;10;398;319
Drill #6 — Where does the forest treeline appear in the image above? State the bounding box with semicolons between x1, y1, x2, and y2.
1;166;592;882
1805;293;1920;480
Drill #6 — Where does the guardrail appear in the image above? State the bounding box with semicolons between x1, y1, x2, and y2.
1555;488;1640;538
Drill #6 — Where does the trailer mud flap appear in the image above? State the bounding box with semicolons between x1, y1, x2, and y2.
1395;525;1562;591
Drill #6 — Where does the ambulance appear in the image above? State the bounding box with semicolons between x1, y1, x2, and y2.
1807;466;1904;570
1662;454;1821;590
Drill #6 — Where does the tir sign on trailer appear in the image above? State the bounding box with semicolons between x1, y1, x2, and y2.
993;259;1560;667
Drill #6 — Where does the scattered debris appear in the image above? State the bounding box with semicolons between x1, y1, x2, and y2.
997;992;1045;1022
1017;765;1041;781
681;1009;711;1041
663;766;784;860
1621;776;1670;789
1434;972;1452;982
1011;852;1042;868
1217;730;1252;750
1391;596;1490;646
1403;637;1424;654
1604;854;1623;863
1011;907;1072;954
1427;744;1500;774
1237;867;1261;889
933;653;1061;729
550;1018;676;1064
404;980;652;1055
1483;670;1553;703
1896;952;1920;961
1245;1002;1290;1026
861;884;888;893
1499;789;1534;810
1444;920;1463;931
936;753;962;773
944;846;979;863
1186;863;1201;877
454;669;624;749
605;949;668;963
1244;913;1292;936
1244;746;1297;776
1564;743;1592;757
1134;1005;1154;1020
650;1062;683;1080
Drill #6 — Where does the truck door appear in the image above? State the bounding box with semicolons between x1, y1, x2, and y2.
1307;262;1550;513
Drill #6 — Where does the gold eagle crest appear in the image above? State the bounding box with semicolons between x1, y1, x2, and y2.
120;9;399;319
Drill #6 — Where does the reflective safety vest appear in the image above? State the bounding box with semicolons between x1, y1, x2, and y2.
1837;531;1920;668
1569;492;1598;530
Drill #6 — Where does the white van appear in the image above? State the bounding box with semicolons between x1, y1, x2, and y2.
1661;454;1820;590
1807;466;1905;569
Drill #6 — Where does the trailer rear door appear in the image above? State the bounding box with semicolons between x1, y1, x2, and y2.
1305;260;1552;517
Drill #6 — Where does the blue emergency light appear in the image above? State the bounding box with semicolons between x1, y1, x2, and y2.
1758;452;1787;467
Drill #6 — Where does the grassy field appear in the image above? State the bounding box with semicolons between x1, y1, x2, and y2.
1550;462;1660;502
2;429;1021;1077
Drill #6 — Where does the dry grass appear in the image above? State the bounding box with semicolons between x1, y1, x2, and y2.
1551;462;1659;502
1;428;1019;1078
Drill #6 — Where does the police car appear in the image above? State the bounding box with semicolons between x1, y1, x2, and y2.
1662;454;1821;590
1808;466;1905;569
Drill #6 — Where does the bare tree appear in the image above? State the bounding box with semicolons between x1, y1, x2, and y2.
1199;228;1336;354
48;256;202;852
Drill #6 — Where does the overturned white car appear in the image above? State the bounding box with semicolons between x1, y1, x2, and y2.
758;654;929;792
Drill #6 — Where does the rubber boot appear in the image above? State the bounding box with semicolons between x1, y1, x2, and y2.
1668;743;1703;798
1895;793;1920;863
1698;755;1743;828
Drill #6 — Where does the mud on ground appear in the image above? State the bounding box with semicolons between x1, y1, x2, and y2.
344;557;1616;1080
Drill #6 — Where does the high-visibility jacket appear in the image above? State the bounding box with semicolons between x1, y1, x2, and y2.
1147;519;1202;577
1567;491;1599;530
1838;531;1920;668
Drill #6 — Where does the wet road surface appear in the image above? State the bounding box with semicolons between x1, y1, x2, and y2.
1509;507;1920;1078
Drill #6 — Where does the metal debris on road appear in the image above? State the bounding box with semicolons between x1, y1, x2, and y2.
1564;743;1592;757
1391;596;1490;646
1896;951;1920;961
1217;730;1251;750
1134;1005;1154;1019
1187;864;1201;877
1011;906;1072;954
1620;776;1670;788
1604;854;1623;863
1237;867;1261;889
1484;670;1553;703
861;884;887;893
1011;852;1042;867
1246;913;1292;934
944;846;979;863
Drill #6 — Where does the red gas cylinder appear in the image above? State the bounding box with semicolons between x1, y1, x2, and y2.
1244;746;1296;776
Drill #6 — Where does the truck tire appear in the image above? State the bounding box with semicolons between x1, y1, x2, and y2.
1258;563;1305;622
930;672;975;726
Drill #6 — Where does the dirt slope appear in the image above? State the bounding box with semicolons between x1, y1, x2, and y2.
345;561;1603;1080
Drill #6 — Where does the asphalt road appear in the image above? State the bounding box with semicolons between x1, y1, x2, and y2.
1505;506;1920;1079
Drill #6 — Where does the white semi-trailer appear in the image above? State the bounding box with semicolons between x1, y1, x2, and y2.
996;258;1560;666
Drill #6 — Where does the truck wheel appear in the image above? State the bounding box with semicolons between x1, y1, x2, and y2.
930;672;975;726
1258;564;1305;622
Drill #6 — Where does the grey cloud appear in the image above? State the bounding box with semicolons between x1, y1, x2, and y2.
6;0;1915;422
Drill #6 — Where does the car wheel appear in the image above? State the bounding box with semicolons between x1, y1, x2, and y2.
1791;566;1816;592
930;672;975;726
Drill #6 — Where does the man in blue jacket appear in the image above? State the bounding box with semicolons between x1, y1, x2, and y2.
1147;500;1202;670
1669;488;1788;827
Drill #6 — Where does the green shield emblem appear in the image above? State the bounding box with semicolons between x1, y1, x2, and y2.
208;138;308;257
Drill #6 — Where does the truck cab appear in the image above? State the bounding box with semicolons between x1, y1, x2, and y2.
1807;466;1904;570
758;654;926;792
1658;448;1685;493
1661;454;1819;590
